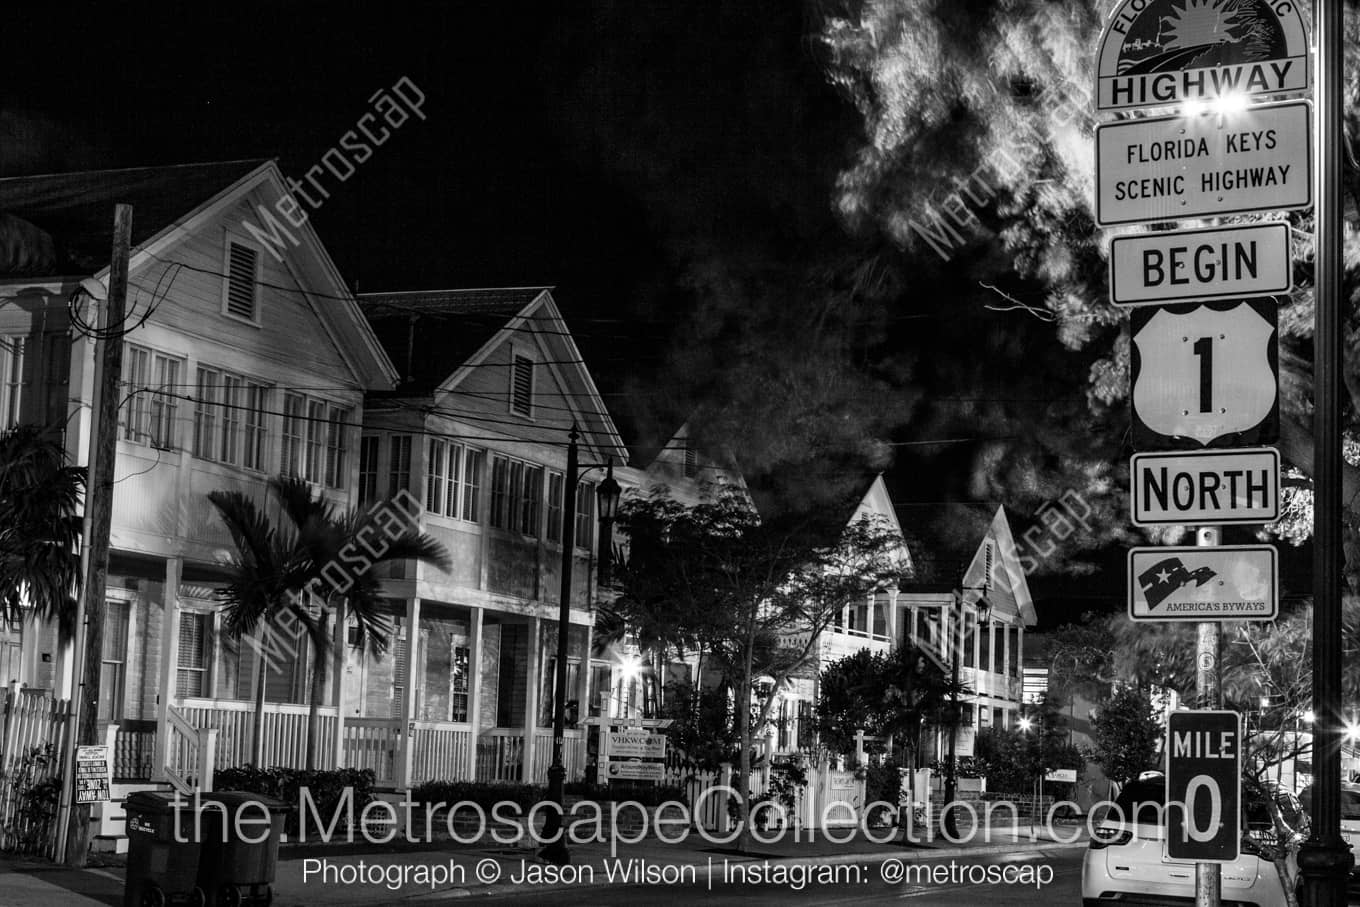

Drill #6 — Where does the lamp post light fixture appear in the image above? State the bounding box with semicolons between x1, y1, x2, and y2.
540;425;622;866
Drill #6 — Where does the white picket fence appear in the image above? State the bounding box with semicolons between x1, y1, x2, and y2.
0;687;72;859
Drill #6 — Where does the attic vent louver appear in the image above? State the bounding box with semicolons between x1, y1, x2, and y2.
511;355;534;416
226;242;259;320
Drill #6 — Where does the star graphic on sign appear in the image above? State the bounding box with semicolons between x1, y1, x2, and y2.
1156;568;1172;584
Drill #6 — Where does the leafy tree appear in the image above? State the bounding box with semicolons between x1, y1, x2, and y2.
209;477;451;769
814;642;948;757
0;426;84;638
612;485;908;848
1090;685;1164;785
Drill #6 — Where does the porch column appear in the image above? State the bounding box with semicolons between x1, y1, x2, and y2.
521;617;541;783
466;607;483;780
395;597;421;790
885;589;899;649
152;558;182;783
331;605;346;771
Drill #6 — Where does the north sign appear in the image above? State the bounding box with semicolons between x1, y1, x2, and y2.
1166;711;1242;862
1095;0;1310;112
1130;448;1279;526
1095;100;1312;226
1128;545;1277;621
1131;299;1278;449
1110;223;1292;306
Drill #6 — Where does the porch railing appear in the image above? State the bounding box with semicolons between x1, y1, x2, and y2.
476;729;526;782
342;718;401;784
164;706;217;794
175;700;337;771
410;722;473;786
530;729;584;784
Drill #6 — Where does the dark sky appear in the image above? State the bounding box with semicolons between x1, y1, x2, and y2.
4;1;853;397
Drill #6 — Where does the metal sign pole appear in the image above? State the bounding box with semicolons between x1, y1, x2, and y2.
1297;1;1355;904
1194;526;1222;907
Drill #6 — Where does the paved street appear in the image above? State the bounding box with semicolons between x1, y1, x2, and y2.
462;850;1081;906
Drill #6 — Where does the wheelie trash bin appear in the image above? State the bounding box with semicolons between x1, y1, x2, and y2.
123;790;206;907
195;791;288;907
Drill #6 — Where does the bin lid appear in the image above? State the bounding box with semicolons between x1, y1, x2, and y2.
124;790;190;814
202;790;290;812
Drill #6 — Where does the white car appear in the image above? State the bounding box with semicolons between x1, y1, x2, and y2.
1082;773;1296;907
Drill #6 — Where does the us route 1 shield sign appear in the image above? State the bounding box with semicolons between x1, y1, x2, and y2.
1109;223;1292;306
1095;0;1310;112
1130;447;1280;526
1131;299;1278;449
1166;711;1242;863
1128;545;1277;621
1095;99;1312;227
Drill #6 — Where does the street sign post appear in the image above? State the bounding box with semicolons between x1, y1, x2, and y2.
1095;0;1311;113
1166;711;1242;863
1131;299;1278;450
1095;100;1312;226
1130;448;1280;526
1110;223;1292;306
1128;544;1277;621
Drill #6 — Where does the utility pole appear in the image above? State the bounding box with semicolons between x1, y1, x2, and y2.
1298;1;1355;903
62;204;131;866
1194;526;1221;907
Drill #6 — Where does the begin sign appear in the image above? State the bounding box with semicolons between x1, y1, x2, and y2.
1110;223;1292;306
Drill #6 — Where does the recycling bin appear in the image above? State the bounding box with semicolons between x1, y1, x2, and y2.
195;791;289;907
123;790;205;907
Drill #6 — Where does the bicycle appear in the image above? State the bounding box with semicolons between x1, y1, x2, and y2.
0;743;59;855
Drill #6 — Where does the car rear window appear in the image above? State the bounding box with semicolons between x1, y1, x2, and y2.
1114;778;1167;825
1344;792;1360;820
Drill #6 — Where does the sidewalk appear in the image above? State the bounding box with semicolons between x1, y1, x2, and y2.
0;821;1087;906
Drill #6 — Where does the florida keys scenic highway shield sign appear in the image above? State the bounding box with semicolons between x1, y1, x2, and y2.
1096;0;1310;112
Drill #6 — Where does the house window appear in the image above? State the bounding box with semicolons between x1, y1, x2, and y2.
194;368;266;468
42;334;69;429
510;354;534;416
450;643;470;723
546;472;564;543
0;336;25;428
459;448;483;522
242;383;269;470
281;394;305;478
489;454;543;536
963;611;976;667
574;480;595;550
426;439;448;515
225;241;259;321
122;345;182;449
176;611;210;698
358;436;380;506
99;601;130;721
325;406;350;488
305;400;326;482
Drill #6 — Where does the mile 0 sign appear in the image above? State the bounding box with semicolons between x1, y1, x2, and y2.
1096;0;1310;112
1130;299;1279;450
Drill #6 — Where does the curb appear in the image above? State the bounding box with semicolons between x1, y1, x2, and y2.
406;838;1087;900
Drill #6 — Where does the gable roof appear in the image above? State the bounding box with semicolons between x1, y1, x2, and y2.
359;287;551;394
0;160;266;275
359;287;629;463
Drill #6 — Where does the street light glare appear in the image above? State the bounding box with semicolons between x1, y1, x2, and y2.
1018;717;1033;732
1304;710;1316;724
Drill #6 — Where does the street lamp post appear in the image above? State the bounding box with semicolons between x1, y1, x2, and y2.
540;425;621;866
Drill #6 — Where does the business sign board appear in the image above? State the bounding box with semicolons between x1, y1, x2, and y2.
75;744;112;804
1095;0;1310;112
1131;299;1278;449
1109;223;1292;306
607;760;665;782
1130;448;1280;526
1166;710;1242;862
1095;100;1312;226
607;731;666;759
1045;769;1079;784
1128;545;1277;621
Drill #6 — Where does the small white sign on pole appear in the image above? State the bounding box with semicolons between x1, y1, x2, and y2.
1131;448;1280;526
1109;223;1292;306
75;744;112;804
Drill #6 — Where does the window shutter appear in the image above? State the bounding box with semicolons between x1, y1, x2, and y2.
683;442;697;478
226;242;259;319
391;635;408;718
511;355;533;415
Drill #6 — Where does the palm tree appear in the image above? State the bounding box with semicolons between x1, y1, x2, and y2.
0;426;85;639
209;476;451;770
